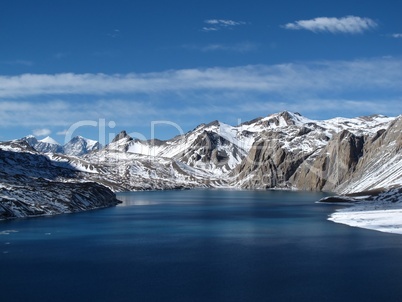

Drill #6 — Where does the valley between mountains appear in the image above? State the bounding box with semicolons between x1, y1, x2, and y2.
1;111;401;230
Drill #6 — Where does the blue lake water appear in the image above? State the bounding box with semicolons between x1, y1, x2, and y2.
1;189;402;302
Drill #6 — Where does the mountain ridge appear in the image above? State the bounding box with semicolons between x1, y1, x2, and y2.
1;111;401;219
19;135;102;156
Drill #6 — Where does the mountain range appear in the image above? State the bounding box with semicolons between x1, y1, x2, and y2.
1;111;401;219
22;135;101;156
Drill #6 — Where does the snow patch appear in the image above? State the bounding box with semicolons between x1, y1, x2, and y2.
39;136;60;145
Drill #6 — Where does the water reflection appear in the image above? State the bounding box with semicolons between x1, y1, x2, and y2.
117;192;161;206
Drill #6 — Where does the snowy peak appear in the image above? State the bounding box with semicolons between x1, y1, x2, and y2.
105;131;134;152
63;136;101;156
39;136;60;145
259;111;312;128
32;136;63;154
111;130;133;143
19;135;100;156
22;135;39;147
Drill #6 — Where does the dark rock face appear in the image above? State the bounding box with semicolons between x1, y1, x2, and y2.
232;131;313;189
111;130;133;143
290;130;365;191
175;131;240;170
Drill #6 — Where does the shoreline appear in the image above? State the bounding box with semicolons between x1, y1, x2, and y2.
324;187;402;235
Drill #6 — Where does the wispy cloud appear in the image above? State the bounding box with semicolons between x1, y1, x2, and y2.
0;57;401;131
56;129;69;136
1;97;401;132
185;42;257;53
32;128;51;137
0;58;400;99
282;16;378;34
202;19;247;32
391;33;402;38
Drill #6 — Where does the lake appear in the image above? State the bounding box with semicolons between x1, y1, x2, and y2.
1;189;402;302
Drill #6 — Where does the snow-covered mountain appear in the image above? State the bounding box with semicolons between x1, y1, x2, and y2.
23;135;64;154
25;111;399;194
1;111;401;220
20;135;101;156
63;136;101;156
101;111;398;194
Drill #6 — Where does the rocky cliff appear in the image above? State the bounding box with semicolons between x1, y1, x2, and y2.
230;113;400;193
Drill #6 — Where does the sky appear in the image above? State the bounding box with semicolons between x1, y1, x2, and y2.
0;0;401;144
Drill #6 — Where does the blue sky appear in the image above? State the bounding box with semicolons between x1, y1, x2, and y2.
0;0;401;144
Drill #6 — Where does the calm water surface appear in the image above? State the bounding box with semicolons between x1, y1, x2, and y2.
1;189;402;302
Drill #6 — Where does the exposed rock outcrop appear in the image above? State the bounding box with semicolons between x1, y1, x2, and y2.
290;130;365;191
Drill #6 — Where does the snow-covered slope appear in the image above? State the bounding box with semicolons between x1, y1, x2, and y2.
326;187;402;234
0;140;120;220
76;131;225;191
40;136;60;145
337;116;402;193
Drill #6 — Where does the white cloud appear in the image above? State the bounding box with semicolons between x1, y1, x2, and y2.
202;19;247;31
56;129;69;135
4;97;400;129
0;57;400;99
282;16;378;34
33;128;51;137
0;58;401;131
391;33;402;38
202;27;219;32
1;96;401;139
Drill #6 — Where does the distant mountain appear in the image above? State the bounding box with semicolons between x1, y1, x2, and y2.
63;136;101;156
20;135;101;156
22;135;64;154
